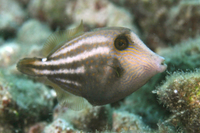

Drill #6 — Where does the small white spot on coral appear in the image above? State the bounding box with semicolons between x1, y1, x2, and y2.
5;46;14;53
174;90;178;93
2;96;8;101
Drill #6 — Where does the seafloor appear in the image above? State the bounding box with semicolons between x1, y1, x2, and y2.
0;0;199;133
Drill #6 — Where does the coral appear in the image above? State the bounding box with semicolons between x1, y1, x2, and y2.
0;19;52;69
165;3;200;46
158;36;200;72
0;19;52;71
0;0;26;39
0;71;54;132
156;122;177;133
16;0;31;6
17;19;52;45
26;122;47;133
28;0;71;29
110;0;200;51
0;123;14;133
154;70;200;133
0;42;20;67
43;118;78;133
28;0;139;34
53;105;112;132
112;111;151;132
0;40;45;74
118;82;170;129
65;0;138;34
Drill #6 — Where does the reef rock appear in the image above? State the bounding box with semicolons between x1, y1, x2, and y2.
28;0;138;33
53;105;112;132
28;0;70;29
112;111;151;132
0;71;54;132
0;42;20;67
44;118;77;133
0;0;26;38
65;0;138;33
110;0;200;51
155;70;200;133
17;19;52;45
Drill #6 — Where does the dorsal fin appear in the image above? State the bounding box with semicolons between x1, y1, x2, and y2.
42;20;84;57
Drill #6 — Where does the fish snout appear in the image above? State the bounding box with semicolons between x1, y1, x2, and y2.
154;55;167;73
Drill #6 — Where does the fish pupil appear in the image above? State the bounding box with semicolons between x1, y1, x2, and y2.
118;41;124;47
114;36;128;50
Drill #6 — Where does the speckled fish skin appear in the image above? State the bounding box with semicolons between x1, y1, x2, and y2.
17;26;167;106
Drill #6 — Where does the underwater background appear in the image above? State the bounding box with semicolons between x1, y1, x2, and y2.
0;0;200;132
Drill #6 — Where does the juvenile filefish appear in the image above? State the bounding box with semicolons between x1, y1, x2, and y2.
17;21;167;110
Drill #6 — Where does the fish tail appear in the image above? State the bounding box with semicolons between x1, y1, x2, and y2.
17;57;42;76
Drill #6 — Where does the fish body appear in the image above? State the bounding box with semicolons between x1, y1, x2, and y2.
17;22;167;108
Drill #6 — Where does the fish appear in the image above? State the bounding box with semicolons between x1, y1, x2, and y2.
17;21;167;110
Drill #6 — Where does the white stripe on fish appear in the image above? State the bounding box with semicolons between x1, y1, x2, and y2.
55;78;82;86
52;36;109;57
34;46;110;66
32;66;85;75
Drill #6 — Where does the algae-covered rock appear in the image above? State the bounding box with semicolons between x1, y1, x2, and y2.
118;82;170;129
65;0;138;33
158;36;200;72
0;42;20;67
44;118;78;133
156;122;177;133
28;0;138;34
28;0;70;29
0;41;45;74
17;19;52;45
53;105;112;132
155;70;200;133
0;0;26;38
112;111;151;132
26;122;47;133
110;0;200;51
0;71;54;132
0;124;14;133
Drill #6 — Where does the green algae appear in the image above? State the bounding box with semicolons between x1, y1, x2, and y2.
0;70;54;131
155;70;200;132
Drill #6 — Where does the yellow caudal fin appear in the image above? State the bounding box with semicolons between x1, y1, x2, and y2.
16;57;42;76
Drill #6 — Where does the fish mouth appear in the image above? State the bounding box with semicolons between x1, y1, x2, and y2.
157;57;167;73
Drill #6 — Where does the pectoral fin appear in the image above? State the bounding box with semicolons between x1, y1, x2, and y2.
107;57;124;78
45;79;92;111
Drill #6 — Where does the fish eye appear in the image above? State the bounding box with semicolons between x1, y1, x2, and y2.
114;36;128;50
